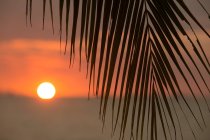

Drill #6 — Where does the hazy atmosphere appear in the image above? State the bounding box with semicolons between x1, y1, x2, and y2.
0;0;210;140
0;95;210;140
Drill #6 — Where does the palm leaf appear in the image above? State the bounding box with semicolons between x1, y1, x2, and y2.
26;0;210;140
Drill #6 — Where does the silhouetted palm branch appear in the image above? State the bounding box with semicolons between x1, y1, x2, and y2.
26;0;210;140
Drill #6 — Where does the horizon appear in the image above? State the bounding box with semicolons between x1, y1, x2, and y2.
1;0;210;98
0;95;210;140
0;0;210;140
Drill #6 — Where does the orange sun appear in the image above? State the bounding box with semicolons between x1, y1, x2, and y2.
37;82;56;99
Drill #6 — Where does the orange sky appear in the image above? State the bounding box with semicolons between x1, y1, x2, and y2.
0;0;91;98
0;39;89;98
0;0;210;98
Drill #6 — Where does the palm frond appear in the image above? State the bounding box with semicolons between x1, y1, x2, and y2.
26;0;210;140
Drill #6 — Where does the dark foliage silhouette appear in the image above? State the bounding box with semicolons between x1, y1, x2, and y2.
26;0;210;140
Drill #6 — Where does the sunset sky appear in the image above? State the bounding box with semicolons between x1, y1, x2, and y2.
0;1;210;140
0;0;90;98
0;0;210;98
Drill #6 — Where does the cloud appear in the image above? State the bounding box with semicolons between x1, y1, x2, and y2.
0;0;58;41
0;0;209;41
0;39;89;97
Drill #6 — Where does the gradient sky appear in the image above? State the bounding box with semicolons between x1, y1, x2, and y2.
0;0;210;98
0;0;89;98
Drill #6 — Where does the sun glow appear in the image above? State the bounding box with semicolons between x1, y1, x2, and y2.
37;82;56;99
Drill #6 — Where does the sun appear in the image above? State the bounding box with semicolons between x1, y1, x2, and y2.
37;82;56;99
